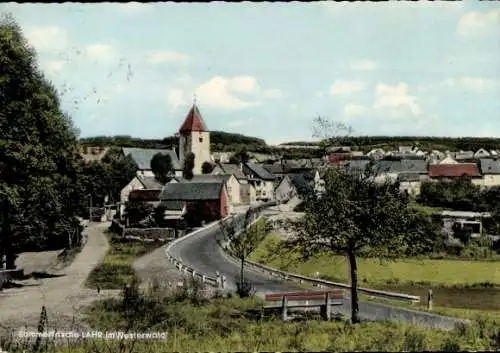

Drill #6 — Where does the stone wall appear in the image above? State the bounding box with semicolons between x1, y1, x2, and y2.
122;227;179;241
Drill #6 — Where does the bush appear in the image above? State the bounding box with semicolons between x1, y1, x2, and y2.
235;280;255;298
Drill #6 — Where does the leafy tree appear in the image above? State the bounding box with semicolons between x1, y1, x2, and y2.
280;167;418;323
0;16;85;266
229;147;250;164
150;152;173;183
219;208;267;297
201;161;214;174
125;200;153;226
183;152;195;180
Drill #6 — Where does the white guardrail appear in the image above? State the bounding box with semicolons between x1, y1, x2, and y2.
164;201;279;289
222;215;421;304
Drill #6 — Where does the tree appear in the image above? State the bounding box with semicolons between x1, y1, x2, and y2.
0;16;85;266
125;200;153;226
219;208;268;297
229;147;250;164
311;115;353;158
150;152;173;183
183;152;195;180
281;167;416;323
201;161;214;174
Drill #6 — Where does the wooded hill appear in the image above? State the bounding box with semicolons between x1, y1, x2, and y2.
282;136;500;152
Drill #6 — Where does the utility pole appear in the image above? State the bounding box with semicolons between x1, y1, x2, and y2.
88;194;92;222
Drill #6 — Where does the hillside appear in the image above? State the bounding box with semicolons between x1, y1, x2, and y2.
79;131;266;151
282;136;500;152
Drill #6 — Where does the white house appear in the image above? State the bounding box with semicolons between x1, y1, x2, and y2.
274;175;297;202
479;159;500;188
122;147;183;178
119;175;165;217
474;148;491;159
438;156;458;165
173;174;241;206
241;163;276;202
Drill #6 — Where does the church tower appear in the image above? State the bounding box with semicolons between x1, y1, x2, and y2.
178;103;211;175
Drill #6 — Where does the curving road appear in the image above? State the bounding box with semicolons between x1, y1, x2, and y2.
171;222;469;330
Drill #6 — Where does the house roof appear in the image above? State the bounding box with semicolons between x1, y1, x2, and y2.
480;158;500;174
346;159;371;173
159;200;185;211
401;159;428;173
176;174;233;184
371;160;403;174
179;104;208;134
428;163;481;178
397;172;421;182
244;163;276;180
217;163;246;180
159;181;223;200
123;147;181;170
264;164;288;174
137;176;164;189
287;173;309;191
129;189;161;202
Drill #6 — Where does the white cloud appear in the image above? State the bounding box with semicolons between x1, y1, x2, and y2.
228;76;259;94
84;44;118;62
458;9;500;37
350;59;377;71
343;104;368;118
329;80;365;96
146;51;190;64
166;75;282;110
419;77;498;92
25;26;68;52
374;83;421;118
42;60;66;76
166;88;188;111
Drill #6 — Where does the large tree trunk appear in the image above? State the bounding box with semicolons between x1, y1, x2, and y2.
240;257;245;284
346;250;360;323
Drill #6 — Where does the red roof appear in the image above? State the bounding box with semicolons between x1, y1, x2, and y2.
429;163;481;178
179;104;208;134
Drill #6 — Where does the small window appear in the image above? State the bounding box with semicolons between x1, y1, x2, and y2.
199;137;203;143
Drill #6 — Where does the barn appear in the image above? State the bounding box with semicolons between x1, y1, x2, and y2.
158;181;229;225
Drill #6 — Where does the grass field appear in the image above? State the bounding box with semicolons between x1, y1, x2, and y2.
8;288;494;352
250;233;500;311
85;233;161;289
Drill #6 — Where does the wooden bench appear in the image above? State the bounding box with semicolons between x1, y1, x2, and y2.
264;290;344;321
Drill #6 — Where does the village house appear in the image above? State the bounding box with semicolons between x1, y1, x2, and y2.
119;175;165;217
158;181;230;225
172;174;241;206
397;173;423;196
274;173;310;202
78;145;110;163
241;163;276;202
366;148;386;160
474;148;491;159
211;163;256;204
479;158;500;188
428;163;482;186
123;147;183;178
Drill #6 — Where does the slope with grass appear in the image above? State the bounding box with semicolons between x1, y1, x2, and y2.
250;233;500;312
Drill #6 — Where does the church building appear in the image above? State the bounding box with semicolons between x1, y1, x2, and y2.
178;103;211;175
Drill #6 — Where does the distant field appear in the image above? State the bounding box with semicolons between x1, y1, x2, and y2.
250;234;500;286
250;234;500;310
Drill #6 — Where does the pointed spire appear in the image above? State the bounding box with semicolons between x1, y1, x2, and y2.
178;102;208;134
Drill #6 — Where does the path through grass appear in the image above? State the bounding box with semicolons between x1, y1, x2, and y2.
85;232;161;290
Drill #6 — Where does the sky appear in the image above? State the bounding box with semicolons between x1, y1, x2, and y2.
2;2;500;145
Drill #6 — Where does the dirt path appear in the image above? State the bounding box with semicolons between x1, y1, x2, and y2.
0;222;117;332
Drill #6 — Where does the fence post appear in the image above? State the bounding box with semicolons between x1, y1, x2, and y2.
221;275;226;289
321;292;331;321
192;271;196;278
427;289;433;311
281;295;288;321
202;275;205;283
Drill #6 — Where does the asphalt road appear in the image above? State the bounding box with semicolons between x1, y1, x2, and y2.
172;224;469;330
